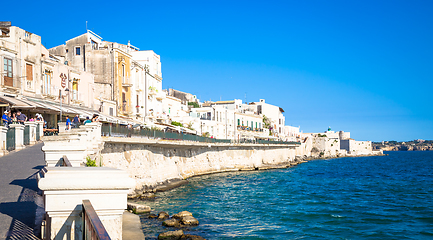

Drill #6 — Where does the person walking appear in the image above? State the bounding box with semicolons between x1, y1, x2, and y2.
65;116;71;130
16;111;27;124
2;111;8;127
72;114;80;128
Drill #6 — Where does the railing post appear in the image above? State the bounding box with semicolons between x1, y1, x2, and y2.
24;122;37;145
9;124;25;150
38;167;135;240
0;126;7;156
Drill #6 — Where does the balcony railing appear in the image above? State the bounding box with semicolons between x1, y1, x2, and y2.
237;125;264;132
82;199;111;240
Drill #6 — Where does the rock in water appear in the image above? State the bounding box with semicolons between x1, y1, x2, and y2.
158;211;170;220
148;213;158;219
181;216;199;226
139;192;156;200
180;234;206;240
127;203;151;214
173;211;193;219
163;218;180;227
158;230;184;240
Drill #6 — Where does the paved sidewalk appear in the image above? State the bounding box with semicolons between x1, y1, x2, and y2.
0;143;45;240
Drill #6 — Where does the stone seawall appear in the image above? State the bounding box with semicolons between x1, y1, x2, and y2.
99;137;300;197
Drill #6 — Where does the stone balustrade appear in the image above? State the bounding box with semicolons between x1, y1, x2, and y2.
42;122;103;167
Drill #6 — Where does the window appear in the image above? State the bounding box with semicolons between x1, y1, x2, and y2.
122;64;125;83
91;40;98;50
3;57;13;86
26;63;33;89
237;119;240;126
259;123;261;129
72;79;79;100
43;70;51;94
122;92;126;111
109;107;114;116
75;47;81;55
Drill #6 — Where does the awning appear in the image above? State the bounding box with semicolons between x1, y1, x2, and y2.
23;96;148;126
0;96;38;109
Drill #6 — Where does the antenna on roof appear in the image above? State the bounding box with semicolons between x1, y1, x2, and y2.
86;21;88;32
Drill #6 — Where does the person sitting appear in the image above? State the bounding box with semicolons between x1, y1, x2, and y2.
83;116;92;125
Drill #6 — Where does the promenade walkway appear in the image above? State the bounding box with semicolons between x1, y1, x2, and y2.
0;143;44;240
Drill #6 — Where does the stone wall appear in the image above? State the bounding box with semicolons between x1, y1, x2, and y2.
99;138;300;196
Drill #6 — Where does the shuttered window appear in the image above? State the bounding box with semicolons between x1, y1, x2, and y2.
26;63;33;89
26;63;33;80
3;57;13;87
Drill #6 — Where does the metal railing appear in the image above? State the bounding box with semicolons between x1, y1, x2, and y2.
60;155;72;167
82;200;111;240
101;123;300;145
24;125;30;145
101;123;231;143
6;128;15;151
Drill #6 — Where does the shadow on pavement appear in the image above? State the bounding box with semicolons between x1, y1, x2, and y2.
0;172;42;240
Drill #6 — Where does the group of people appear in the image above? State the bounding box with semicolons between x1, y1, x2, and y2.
1;110;43;128
64;114;99;130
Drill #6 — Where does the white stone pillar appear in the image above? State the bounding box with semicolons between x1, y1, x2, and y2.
82;122;102;153
38;167;135;240
42;135;86;167
58;122;68;134
10;124;24;150
24;122;37;145
36;120;44;140
0;126;7;156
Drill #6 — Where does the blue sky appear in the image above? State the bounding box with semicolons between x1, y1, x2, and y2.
3;0;432;141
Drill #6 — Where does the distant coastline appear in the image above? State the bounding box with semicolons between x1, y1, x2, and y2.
373;140;433;151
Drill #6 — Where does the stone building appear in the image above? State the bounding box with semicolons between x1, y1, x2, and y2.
131;50;164;122
0;23;42;96
251;99;286;138
50;32;165;122
49;30;138;118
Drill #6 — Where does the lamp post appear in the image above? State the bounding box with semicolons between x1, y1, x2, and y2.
59;88;69;123
59;89;62;122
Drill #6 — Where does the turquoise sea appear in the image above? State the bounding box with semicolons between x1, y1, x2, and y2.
138;151;433;239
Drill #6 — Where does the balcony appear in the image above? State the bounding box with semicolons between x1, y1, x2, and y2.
237;125;264;132
122;76;132;87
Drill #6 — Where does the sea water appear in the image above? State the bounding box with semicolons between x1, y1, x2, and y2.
138;151;433;239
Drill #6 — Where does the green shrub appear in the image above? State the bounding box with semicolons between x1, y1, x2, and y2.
86;156;97;167
171;121;183;127
188;102;200;108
